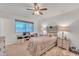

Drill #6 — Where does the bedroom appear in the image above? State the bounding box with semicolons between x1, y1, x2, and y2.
0;3;79;56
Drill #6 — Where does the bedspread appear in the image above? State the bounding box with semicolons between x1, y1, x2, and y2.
27;36;57;56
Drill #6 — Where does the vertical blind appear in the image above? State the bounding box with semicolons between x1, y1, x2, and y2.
16;20;33;32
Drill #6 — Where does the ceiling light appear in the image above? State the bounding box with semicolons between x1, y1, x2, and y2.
34;11;40;15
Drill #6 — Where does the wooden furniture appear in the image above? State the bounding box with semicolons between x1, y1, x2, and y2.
17;32;31;43
17;36;24;43
57;38;70;50
27;26;58;56
0;36;6;56
47;26;58;37
23;32;30;41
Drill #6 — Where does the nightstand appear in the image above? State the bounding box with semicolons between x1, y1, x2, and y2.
57;38;70;50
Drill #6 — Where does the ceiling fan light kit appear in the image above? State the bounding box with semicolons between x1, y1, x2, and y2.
34;11;40;15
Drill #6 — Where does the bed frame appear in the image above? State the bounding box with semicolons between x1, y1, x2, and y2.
28;26;58;56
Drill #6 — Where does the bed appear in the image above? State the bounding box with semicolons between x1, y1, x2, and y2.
27;26;58;56
27;36;57;56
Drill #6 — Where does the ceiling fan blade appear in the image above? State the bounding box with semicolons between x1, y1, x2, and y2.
39;11;43;15
27;9;33;10
40;8;47;10
27;3;46;15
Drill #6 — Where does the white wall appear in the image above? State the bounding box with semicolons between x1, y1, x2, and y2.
0;18;2;35
69;19;79;48
0;18;17;45
0;17;38;45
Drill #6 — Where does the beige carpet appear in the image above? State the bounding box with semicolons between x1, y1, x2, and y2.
5;40;77;56
43;47;77;56
5;41;31;56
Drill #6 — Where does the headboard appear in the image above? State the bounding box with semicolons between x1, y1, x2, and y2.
47;26;58;36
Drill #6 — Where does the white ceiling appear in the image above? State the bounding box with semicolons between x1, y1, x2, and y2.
0;3;79;20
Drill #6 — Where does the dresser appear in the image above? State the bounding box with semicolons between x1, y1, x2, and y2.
57;38;70;50
0;36;6;56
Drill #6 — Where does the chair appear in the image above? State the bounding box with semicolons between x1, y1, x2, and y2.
23;32;30;41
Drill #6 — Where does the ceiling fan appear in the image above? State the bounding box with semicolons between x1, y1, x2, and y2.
27;3;47;15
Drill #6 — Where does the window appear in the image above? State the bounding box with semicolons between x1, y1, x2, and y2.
16;20;33;32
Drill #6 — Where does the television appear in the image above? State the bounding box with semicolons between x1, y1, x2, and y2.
16;20;33;32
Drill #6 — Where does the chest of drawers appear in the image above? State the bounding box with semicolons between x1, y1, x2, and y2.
57;38;70;50
0;36;5;56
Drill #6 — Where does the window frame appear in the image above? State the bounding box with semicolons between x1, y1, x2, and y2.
15;19;34;33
